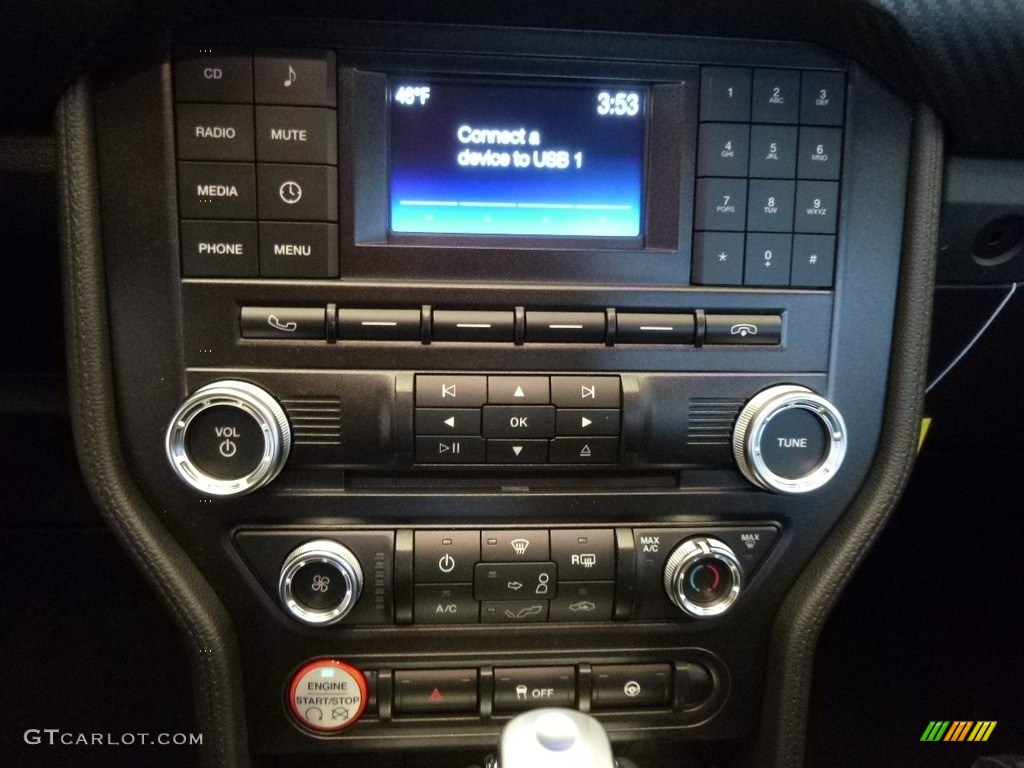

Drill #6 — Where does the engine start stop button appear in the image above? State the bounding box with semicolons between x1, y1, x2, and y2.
288;659;367;732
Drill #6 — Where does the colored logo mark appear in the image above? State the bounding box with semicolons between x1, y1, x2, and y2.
920;721;997;742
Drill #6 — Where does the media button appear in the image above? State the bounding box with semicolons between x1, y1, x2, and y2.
180;220;257;277
415;375;488;408
178;162;256;220
550;376;620;408
255;106;337;164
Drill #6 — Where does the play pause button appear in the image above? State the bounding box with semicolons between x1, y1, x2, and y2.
486;440;548;463
416;436;486;463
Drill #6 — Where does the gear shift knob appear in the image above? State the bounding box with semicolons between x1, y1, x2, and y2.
499;708;615;768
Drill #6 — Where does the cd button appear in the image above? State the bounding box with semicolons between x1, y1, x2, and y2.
616;313;694;344
174;46;253;103
415;375;488;407
486;440;548;464
482;406;556;438
415;408;482;436
258;222;339;278
178;162;257;220
255;106;337;164
175;104;255;161
525;312;606;343
240;306;326;339
254;49;336;107
180;220;258;277
487;376;550;404
550;376;620;408
433;310;515;342
338;308;421;341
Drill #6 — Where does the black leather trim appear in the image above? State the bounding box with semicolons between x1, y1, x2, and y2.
57;78;251;768
755;103;944;767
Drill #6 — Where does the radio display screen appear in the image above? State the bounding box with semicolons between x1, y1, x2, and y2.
388;80;647;239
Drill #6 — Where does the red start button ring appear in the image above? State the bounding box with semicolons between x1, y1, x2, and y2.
288;659;368;732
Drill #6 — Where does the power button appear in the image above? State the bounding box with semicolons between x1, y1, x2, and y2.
185;405;264;479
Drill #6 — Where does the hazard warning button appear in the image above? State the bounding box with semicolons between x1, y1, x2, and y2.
394;669;479;714
288;659;367;732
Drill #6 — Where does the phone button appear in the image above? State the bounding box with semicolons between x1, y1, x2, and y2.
704;314;782;346
240;306;326;340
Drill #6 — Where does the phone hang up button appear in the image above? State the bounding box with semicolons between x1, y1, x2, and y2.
704;314;782;346
240;306;326;340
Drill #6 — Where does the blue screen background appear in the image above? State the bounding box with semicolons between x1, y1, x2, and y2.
389;82;646;238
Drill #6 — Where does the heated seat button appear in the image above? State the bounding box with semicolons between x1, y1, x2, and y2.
494;667;576;711
183;405;265;480
482;406;556;438
413;530;480;583
174;46;253;103
550;529;615;581
176;104;255;161
240;306;326;340
254;49;337;107
394;669;478;714
339;308;422;341
178;162;257;220
255;106;337;164
258;222;339;278
592;664;672;708
180;220;258;277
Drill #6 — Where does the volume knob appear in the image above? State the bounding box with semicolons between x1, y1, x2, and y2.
165;380;291;496
732;385;847;494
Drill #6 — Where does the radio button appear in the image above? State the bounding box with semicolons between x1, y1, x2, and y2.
433;310;515;342
174;46;253;104
486;440;548;464
692;231;744;286
178;162;257;220
616;313;694;344
482;406;556;438
414;584;479;625
339;308;421;340
797;126;842;181
550;376;620;409
474;562;558;601
494;667;576;711
176;104;255;162
555;410;620;437
488;376;550;404
255;106;337;165
481;530;550;562
694;177;747;232
256;163;338;222
416;375;488;407
705;314;782;345
800;71;846;126
548;582;615;622
525;312;606;343
415;436;486;464
414;531;480;583
697;123;750;178
752;69;801;124
550;529;615;581
748;124;798;179
744;233;792;287
791;234;836;288
180;220;258;277
258;222;339;278
794;180;839;234
746;179;795;233
699;67;752;123
240;306;326;339
416;408;482;436
254;49;336;107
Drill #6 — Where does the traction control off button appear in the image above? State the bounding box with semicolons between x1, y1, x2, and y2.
288;659;367;732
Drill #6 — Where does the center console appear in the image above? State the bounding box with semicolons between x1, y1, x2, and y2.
80;18;917;765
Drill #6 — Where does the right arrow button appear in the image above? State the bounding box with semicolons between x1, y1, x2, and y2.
555;409;621;437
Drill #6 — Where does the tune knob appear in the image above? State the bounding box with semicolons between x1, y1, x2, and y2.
165;380;291;496
731;385;847;494
663;537;742;618
278;540;364;626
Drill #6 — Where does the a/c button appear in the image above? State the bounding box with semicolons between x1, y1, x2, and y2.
413;584;479;625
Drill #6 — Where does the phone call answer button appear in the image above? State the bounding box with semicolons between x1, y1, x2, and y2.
240;306;327;339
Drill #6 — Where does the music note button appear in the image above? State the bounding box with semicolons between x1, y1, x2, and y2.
254;49;336;107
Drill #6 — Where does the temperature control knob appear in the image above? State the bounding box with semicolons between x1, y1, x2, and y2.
279;540;364;626
663;537;742;618
732;385;847;494
165;380;291;496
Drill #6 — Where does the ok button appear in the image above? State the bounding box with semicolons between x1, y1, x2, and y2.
482;406;556;439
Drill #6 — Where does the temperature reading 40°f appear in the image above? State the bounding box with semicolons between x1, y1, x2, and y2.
596;91;641;117
394;85;431;106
